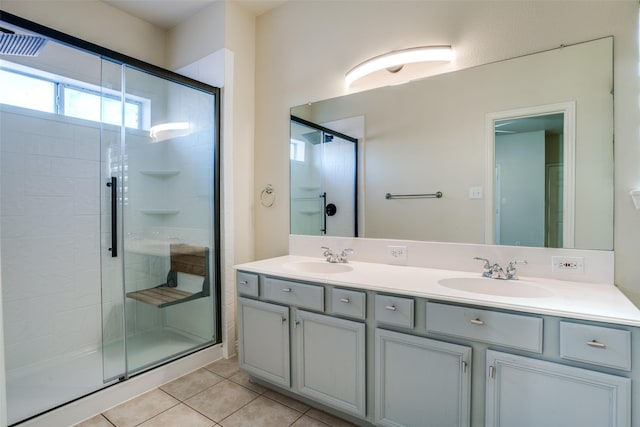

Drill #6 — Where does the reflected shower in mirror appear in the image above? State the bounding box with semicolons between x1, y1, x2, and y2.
290;37;613;250
290;116;358;237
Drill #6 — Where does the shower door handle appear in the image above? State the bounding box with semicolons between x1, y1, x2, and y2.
106;177;118;257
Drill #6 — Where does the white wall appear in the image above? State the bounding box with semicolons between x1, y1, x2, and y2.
254;1;640;305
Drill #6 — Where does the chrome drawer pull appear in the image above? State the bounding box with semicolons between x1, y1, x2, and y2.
340;298;350;303
239;280;248;285
587;340;606;349
282;288;292;293
385;305;397;311
470;318;484;325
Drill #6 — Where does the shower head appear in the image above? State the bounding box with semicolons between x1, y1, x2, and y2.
0;27;47;57
301;131;335;145
302;130;321;145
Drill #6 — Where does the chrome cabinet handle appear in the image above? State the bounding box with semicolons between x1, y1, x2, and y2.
282;288;292;292
385;305;397;311
239;280;248;285
587;340;606;349
281;317;287;323
470;318;484;325
340;298;350;303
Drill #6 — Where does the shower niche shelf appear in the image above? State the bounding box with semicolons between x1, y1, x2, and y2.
140;209;180;215
140;170;180;177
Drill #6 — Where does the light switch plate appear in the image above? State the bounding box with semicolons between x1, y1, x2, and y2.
469;186;483;199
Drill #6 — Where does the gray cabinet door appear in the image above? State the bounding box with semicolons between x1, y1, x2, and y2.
237;297;290;388
485;350;631;427
296;310;366;417
375;328;472;427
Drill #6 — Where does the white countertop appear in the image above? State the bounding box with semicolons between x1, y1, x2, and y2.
234;255;640;328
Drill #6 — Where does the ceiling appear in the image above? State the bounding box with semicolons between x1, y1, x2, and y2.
102;0;285;29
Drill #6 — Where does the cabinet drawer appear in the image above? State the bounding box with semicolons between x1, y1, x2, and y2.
263;277;324;311
560;322;632;371
426;302;542;353
331;288;366;320
236;271;259;297
375;294;414;329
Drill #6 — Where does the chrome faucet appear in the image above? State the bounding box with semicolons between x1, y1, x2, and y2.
474;257;527;280
505;259;527;280
474;257;506;279
322;246;354;263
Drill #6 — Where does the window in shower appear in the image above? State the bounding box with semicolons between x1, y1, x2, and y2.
62;85;144;128
0;68;55;112
0;61;148;128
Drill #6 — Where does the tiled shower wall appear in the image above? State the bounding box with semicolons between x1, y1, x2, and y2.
0;107;102;373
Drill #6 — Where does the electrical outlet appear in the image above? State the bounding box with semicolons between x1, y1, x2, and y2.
469;186;483;199
387;245;408;264
551;256;584;273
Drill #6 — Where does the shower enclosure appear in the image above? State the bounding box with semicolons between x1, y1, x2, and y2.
0;13;220;425
290;116;357;237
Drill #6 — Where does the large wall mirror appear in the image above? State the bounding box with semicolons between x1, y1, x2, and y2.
290;37;613;251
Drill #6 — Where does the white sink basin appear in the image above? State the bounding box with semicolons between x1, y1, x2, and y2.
284;261;353;274
438;277;553;298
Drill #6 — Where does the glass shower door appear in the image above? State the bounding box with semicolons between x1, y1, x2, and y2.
108;65;218;375
290;120;325;235
1;32;122;423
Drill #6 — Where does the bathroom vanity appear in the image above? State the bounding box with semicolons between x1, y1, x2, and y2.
234;256;640;427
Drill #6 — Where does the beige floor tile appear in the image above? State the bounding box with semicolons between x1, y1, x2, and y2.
263;390;310;413
228;370;268;394
305;409;356;427
161;368;225;400
204;356;239;378
103;389;179;427
73;414;114;427
185;380;258;422
291;415;331;427
138;403;216;427
219;396;303;427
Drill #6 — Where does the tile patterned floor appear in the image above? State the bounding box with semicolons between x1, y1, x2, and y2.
74;357;356;427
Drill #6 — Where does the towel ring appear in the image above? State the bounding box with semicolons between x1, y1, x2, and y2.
260;184;275;207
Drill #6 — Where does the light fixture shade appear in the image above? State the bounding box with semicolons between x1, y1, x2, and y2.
345;45;453;87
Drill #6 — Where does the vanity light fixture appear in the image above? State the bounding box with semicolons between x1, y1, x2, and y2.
345;45;453;87
149;121;190;141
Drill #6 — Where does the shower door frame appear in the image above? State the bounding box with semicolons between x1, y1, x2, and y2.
0;4;222;408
